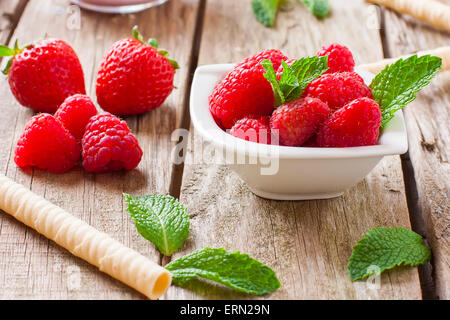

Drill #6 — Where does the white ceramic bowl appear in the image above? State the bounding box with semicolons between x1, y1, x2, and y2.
190;64;408;200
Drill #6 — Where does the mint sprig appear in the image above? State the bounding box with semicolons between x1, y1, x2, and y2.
262;56;328;107
166;247;281;295
370;54;441;127
124;194;190;256
348;227;431;281
251;0;280;27
299;0;329;19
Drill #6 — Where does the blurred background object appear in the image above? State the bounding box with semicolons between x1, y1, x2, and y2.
70;0;168;13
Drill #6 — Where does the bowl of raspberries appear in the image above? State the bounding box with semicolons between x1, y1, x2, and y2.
190;44;425;200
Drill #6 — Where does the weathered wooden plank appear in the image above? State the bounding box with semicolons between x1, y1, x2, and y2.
0;0;27;45
0;0;200;299
382;0;450;299
164;0;422;299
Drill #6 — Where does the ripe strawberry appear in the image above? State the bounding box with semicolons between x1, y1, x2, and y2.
55;94;98;140
209;50;287;129
1;39;85;113
317;97;382;147
209;62;275;129
229;116;272;144
82;113;143;173
14;114;80;173
270;97;330;146
96;26;178;115
317;43;355;74
305;72;373;112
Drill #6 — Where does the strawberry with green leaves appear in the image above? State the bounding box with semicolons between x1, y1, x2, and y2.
0;39;86;113
96;26;179;115
208;49;288;129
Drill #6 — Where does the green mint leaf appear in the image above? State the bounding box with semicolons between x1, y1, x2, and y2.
252;0;280;27
166;247;281;295
283;56;328;101
124;193;190;256
299;0;329;19
348;227;431;281
0;45;14;57
262;59;285;106
262;56;328;107
370;54;442;127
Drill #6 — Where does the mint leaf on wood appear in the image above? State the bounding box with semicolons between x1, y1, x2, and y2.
262;56;328;107
124;194;190;256
299;0;330;19
166;247;281;295
252;0;280;27
348;227;431;281
369;54;442;127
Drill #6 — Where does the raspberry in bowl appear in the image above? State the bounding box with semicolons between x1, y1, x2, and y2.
190;64;408;200
189;46;441;200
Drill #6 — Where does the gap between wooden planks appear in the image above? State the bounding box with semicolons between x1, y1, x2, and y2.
163;0;423;300
0;0;202;299
380;1;450;300
0;0;27;45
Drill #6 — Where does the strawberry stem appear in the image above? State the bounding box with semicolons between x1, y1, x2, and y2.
131;25;180;70
148;38;159;49
132;25;145;43
0;39;26;75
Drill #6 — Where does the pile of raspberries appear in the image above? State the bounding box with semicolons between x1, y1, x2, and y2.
15;95;143;174
209;44;382;148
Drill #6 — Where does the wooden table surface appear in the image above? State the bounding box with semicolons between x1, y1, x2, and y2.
0;0;448;300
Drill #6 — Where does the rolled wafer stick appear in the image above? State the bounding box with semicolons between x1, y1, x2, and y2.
0;174;171;299
358;46;450;74
367;0;450;33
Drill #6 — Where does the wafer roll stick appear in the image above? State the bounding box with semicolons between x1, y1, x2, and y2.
367;0;450;33
0;174;171;299
358;46;450;74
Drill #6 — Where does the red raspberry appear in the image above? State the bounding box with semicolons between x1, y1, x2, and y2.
229;117;272;144
55;94;98;140
236;49;288;72
305;72;373;112
317;43;355;74
6;39;86;113
317;97;382;147
270;97;330;146
81;113;143;173
14;114;80;174
209;63;274;129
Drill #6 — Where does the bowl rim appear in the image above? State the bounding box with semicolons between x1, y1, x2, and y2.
190;63;408;160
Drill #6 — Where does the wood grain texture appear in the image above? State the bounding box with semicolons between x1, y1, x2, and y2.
164;0;422;300
0;0;200;299
0;0;27;45
382;0;450;299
